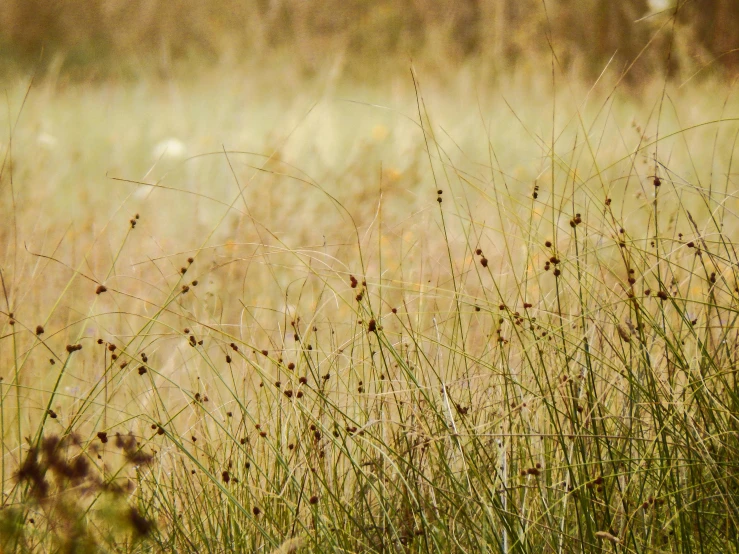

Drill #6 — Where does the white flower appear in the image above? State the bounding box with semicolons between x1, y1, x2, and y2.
152;138;187;160
647;0;674;14
37;132;58;149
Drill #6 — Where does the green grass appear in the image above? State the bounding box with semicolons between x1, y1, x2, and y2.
2;66;739;552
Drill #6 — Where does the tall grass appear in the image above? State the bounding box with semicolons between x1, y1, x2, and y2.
1;66;739;552
2;0;738;86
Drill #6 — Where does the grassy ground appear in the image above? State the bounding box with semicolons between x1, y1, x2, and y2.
2;65;739;552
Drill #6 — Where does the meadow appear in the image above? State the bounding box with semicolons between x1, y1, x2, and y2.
1;53;739;552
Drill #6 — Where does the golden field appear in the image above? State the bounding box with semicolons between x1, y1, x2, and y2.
2;3;739;552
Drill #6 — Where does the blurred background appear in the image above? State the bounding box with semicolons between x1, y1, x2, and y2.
0;0;738;85
1;0;739;318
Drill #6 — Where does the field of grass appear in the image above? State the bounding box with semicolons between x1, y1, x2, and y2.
2;62;739;552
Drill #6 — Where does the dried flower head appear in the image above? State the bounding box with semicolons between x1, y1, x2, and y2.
617;324;631;342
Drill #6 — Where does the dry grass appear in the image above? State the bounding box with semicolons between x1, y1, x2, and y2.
2;62;739;552
2;0;738;86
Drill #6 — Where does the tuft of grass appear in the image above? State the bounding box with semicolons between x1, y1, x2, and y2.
2;64;739;552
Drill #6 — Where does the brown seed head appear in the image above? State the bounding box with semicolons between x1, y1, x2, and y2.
595;531;621;545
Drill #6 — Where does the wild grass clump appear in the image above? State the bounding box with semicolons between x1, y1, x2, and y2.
2;433;154;552
1;66;739;552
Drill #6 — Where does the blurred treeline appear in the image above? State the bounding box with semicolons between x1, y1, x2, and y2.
1;0;737;83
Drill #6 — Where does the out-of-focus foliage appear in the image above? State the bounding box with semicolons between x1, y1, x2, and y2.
0;0;737;83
